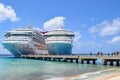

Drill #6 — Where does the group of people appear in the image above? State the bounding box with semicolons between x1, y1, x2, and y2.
89;51;120;56
107;51;120;56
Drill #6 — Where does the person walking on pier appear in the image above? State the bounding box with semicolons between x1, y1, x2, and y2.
90;52;92;56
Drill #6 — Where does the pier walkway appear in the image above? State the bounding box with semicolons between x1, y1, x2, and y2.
21;55;120;66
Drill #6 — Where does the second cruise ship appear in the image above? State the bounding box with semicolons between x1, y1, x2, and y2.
2;27;48;57
44;30;74;55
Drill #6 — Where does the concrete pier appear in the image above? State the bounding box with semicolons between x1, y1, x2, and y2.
21;55;120;66
81;58;97;64
103;59;120;66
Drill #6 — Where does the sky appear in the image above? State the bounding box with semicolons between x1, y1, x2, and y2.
0;0;120;54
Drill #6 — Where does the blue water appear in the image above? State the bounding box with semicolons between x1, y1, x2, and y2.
0;56;119;80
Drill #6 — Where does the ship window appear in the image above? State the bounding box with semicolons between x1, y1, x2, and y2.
12;34;27;36
28;32;33;36
5;33;11;37
23;45;29;48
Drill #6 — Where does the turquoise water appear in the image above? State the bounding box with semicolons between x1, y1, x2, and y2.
0;57;119;80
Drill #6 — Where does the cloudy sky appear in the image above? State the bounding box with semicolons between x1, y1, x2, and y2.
0;0;120;54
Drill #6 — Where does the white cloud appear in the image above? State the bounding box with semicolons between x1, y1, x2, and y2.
0;3;19;22
108;36;120;44
89;17;120;36
89;26;99;34
73;31;82;42
72;31;82;53
43;16;65;31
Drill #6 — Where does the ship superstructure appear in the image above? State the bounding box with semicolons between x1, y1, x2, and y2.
44;30;74;55
2;27;48;57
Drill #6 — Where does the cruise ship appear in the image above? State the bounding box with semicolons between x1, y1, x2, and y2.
2;27;48;57
44;30;74;55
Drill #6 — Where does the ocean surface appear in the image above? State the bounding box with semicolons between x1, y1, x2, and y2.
0;55;120;80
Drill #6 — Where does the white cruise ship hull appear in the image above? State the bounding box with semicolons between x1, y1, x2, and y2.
46;42;72;55
3;41;35;57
